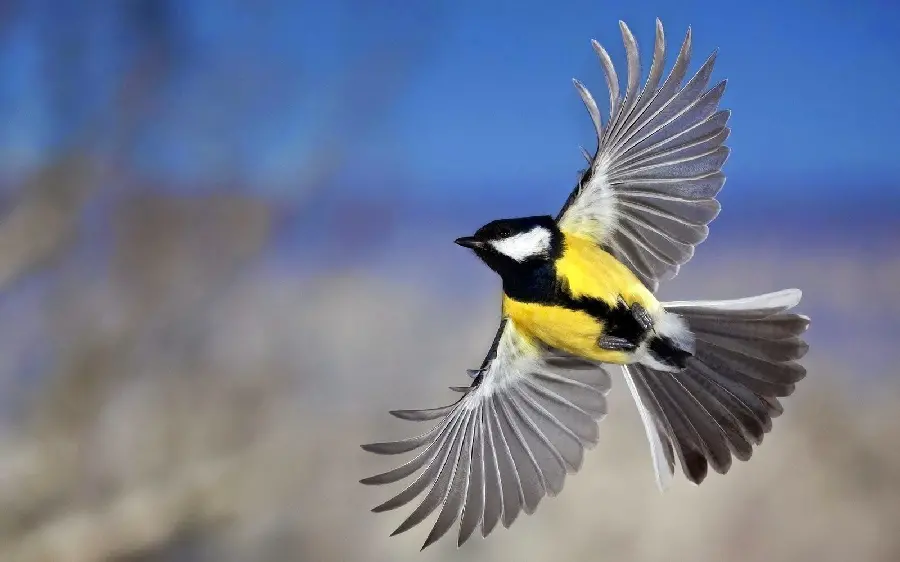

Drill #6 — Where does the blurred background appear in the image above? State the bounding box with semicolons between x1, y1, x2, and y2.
0;0;897;561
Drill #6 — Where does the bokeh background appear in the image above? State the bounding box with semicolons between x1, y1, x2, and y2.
0;1;898;561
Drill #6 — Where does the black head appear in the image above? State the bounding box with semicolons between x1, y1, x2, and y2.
454;215;562;278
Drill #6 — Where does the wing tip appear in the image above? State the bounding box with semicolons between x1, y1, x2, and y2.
359;474;381;486
591;38;612;62
360;442;400;455
655;469;674;492
390;403;457;421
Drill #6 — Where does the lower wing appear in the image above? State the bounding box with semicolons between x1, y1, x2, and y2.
360;320;611;549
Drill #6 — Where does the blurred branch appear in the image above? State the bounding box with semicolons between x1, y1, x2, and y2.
29;193;271;437
2;457;237;562
291;0;446;210
0;3;450;561
0;154;97;291
0;0;179;293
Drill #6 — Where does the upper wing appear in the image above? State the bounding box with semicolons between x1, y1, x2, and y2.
360;321;611;549
558;20;730;292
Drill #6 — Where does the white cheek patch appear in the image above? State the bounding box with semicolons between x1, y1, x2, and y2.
491;227;552;262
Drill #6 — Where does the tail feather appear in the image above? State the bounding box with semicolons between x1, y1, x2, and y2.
626;289;809;487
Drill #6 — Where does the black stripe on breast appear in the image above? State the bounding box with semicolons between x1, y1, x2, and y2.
568;294;646;344
503;263;648;346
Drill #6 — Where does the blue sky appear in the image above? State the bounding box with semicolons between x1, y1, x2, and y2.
0;0;897;203
359;0;900;197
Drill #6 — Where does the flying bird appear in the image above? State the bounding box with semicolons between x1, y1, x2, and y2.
360;19;810;550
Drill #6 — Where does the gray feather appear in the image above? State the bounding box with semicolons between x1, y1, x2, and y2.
508;390;569;494
390;417;467;537
480;403;503;537
370;414;465;508
513;385;585;470
634;27;693;141
521;380;601;446
360;420;445;456
604;21;641;144
612;19;666;147
626;290;810;486
457;404;485;545
361;323;611;547
613;129;730;177
421;414;476;549
496;394;545;514
391;401;460;421
629;81;727;157
618;192;720;227
487;401;523;528
592;39;620;122
615;111;730;173
559;22;729;291
574;79;603;142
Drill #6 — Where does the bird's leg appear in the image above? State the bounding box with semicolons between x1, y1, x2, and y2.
597;335;638;352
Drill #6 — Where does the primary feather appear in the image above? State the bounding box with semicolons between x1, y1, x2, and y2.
559;19;730;292
361;324;609;549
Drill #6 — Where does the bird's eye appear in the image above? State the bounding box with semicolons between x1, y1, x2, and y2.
496;227;511;237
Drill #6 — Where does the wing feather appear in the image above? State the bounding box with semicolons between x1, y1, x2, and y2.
613;20;666;145
457;403;485;545
480;404;504;536
421;414;476;549
559;20;729;291
360;321;610;548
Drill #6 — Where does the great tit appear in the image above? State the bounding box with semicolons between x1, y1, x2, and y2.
361;19;810;550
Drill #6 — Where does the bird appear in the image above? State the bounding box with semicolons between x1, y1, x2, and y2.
360;19;810;550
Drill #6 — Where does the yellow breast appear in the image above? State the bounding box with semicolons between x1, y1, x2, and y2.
503;297;627;363
501;231;660;365
554;231;658;309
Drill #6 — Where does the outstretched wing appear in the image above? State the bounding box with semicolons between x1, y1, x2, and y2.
558;20;730;292
360;321;611;549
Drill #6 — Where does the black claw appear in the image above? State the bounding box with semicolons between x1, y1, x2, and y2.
598;335;637;351
631;302;654;331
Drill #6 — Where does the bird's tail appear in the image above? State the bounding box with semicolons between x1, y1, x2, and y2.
625;289;809;489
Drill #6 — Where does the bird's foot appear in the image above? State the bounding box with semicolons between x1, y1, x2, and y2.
630;302;654;331
598;335;638;352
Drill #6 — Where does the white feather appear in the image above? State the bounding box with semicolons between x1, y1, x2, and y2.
623;365;674;491
653;310;694;353
491;226;552;262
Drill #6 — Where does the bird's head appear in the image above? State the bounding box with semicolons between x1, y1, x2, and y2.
455;215;563;277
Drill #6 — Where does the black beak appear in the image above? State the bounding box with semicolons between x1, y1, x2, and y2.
454;236;484;250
